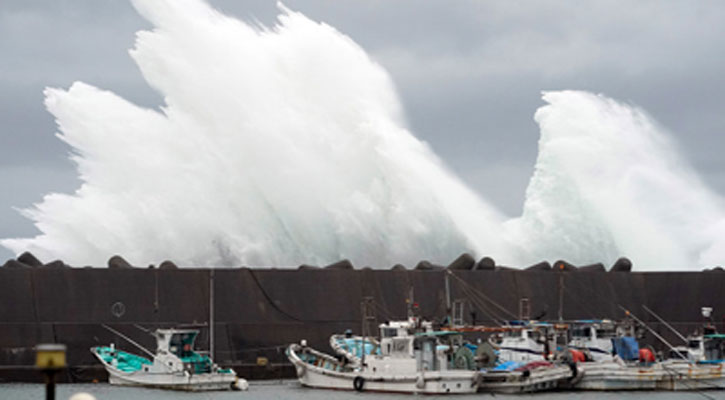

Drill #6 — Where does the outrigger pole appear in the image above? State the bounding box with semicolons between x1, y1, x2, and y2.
616;305;690;363
101;324;156;359
642;305;689;344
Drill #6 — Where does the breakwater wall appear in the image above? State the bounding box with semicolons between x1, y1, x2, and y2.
1;263;724;382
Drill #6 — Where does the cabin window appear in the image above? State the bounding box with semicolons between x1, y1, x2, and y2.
169;332;198;358
381;328;398;338
504;330;522;338
572;327;591;338
704;338;724;361
596;328;615;338
689;340;701;349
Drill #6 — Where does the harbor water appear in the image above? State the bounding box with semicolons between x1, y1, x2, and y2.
1;381;721;400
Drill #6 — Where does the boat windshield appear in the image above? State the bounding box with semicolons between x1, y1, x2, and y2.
689;339;701;349
571;327;592;338
595;328;616;339
381;327;398;338
169;332;198;358
704;337;725;361
504;330;522;338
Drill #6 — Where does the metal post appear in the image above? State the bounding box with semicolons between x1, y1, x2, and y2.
44;370;56;400
519;298;530;321
35;344;66;400
361;300;366;367
360;297;375;367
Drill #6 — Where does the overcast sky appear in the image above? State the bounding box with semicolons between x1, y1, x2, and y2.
1;0;725;263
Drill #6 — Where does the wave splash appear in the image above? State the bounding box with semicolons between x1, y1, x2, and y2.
1;0;506;268
2;0;723;270
509;91;725;269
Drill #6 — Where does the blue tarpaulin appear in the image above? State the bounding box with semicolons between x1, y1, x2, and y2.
612;337;639;360
493;360;524;371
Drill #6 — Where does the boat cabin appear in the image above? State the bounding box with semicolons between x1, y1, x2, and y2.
379;318;433;339
157;329;199;358
154;328;213;374
494;322;549;363
703;334;725;362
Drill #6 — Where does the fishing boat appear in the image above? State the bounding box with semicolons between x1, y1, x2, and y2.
330;317;432;366
575;307;725;391
475;323;580;393
287;331;481;394
575;356;725;391
489;321;556;363
91;328;247;391
568;317;643;361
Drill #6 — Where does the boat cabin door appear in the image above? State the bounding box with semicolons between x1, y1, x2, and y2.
415;337;439;371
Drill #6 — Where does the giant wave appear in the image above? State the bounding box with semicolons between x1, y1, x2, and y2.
2;0;724;270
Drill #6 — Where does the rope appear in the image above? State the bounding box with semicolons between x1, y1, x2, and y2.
372;301;398;322
447;271;517;321
456;282;507;325
246;269;356;323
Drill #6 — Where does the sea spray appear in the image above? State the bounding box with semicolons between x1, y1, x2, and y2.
1;0;506;267
508;91;725;270
3;1;724;270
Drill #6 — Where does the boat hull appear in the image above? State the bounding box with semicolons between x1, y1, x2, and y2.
288;344;479;394
298;367;479;394
478;364;577;394
106;368;238;391
576;360;725;391
91;347;238;391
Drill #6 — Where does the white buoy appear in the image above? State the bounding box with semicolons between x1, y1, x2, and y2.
232;378;249;391
69;393;97;400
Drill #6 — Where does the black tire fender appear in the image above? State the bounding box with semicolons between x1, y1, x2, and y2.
353;376;365;391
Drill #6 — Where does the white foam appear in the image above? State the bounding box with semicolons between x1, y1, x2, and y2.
1;0;505;267
508;91;725;270
3;1;724;270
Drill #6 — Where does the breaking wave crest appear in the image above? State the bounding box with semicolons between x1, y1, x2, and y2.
508;91;725;269
2;0;723;270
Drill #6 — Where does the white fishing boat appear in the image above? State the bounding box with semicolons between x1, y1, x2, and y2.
568;317;643;361
568;320;616;361
330;317;432;366
489;321;555;363
287;331;481;394
575;310;725;391
475;323;580;393
575;356;725;391
91;328;246;391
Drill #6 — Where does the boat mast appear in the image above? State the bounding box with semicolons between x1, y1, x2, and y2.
210;268;215;361
445;271;452;327
557;264;564;322
361;299;365;367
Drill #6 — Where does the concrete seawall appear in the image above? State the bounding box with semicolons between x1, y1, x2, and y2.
1;266;723;382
